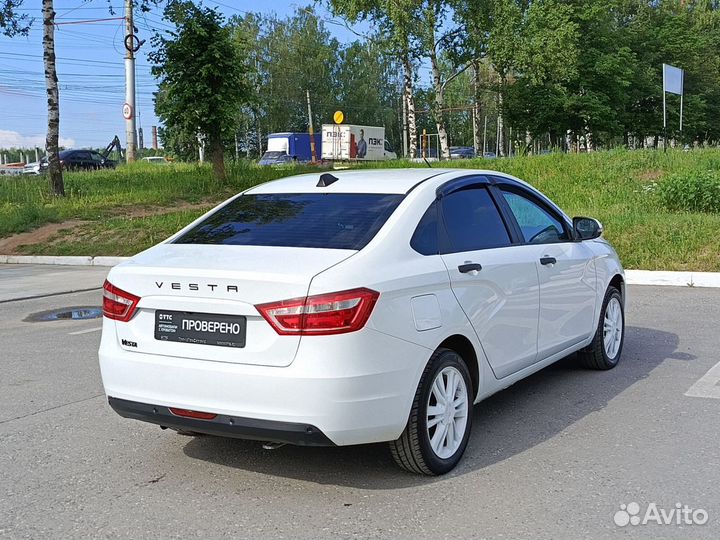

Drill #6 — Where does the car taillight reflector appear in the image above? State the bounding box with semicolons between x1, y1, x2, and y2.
102;279;140;322
256;288;379;336
169;408;217;420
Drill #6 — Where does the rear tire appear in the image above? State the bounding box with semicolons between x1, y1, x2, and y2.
389;348;473;475
578;286;624;370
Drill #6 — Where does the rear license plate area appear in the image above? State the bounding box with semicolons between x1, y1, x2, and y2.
154;310;246;348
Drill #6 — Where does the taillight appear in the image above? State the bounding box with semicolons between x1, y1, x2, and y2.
256;288;379;336
102;279;140;322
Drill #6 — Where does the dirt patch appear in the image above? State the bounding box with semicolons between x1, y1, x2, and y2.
636;169;663;182
0;201;214;254
0;220;90;254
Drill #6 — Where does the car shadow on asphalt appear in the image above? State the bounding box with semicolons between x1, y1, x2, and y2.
182;326;694;488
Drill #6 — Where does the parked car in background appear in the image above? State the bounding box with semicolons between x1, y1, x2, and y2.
141;156;168;164
258;151;296;166
482;152;497;159
449;146;476;159
259;133;321;166
35;150;117;173
22;161;42;175
99;168;625;475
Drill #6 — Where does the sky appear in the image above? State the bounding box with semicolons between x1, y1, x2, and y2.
0;0;369;150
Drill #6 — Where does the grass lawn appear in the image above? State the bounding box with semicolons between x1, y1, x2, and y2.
2;149;720;271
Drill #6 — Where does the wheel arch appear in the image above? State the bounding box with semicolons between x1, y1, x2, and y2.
437;334;479;400
609;273;625;302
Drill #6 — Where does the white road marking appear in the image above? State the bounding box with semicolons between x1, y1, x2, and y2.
685;361;720;400
68;326;102;336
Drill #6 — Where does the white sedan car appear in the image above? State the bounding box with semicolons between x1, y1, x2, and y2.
99;168;625;475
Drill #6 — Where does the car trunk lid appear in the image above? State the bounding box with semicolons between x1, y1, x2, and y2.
106;244;355;367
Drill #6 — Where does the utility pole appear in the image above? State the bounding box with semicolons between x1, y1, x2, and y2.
124;0;137;162
306;89;317;162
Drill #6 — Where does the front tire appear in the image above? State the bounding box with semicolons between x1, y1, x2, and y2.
578;286;624;369
389;348;473;475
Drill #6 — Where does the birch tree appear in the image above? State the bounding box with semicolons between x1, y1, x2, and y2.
43;0;63;196
328;0;421;158
2;0;63;195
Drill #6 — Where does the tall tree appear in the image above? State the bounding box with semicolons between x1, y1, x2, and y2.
483;0;578;154
151;1;251;179
43;0;63;196
2;0;64;195
328;0;421;158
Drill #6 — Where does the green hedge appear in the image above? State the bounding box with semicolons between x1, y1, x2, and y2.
658;170;720;213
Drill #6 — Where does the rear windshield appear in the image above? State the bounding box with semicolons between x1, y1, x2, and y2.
174;193;404;250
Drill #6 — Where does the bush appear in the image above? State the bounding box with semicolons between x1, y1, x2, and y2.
658;170;720;213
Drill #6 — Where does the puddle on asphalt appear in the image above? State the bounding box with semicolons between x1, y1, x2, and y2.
24;306;103;322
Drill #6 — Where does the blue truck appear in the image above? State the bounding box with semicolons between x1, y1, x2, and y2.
258;132;322;165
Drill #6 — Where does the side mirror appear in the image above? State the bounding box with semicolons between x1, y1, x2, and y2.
573;217;603;241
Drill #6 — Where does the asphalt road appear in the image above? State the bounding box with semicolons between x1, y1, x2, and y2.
1;265;719;539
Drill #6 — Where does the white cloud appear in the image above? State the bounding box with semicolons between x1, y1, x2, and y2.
0;130;75;149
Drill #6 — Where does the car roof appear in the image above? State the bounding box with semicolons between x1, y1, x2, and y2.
243;168;541;195
245;168;462;195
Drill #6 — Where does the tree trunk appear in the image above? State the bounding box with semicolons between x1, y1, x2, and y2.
429;45;450;160
401;50;417;159
497;87;505;157
525;130;533;156
43;0;63;197
472;60;482;156
586;131;594;152
209;129;225;180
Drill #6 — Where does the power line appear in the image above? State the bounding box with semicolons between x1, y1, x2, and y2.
0;51;151;68
55;17;126;25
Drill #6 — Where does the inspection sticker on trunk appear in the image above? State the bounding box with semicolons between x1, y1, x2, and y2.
154;310;246;348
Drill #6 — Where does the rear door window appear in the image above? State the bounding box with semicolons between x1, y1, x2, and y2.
175;193;404;250
411;202;439;255
440;187;511;253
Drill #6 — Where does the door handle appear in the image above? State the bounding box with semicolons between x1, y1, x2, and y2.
540;257;557;266
458;263;482;273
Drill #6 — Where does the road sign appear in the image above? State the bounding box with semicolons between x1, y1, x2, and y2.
662;63;685;148
663;64;684;95
333;110;344;124
122;103;133;120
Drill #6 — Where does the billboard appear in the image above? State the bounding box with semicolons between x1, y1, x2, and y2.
321;124;387;161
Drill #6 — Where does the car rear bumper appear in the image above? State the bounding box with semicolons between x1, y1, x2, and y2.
99;323;430;446
108;397;335;446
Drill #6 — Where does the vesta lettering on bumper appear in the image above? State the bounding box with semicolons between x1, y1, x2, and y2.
155;282;240;293
181;319;243;335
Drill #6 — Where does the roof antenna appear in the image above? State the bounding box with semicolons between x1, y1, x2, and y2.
423;156;432;168
317;173;339;187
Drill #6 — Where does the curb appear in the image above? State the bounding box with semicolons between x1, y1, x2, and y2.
625;270;720;288
1;255;720;288
0;255;128;267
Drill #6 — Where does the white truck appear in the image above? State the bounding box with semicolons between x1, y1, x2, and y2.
321;124;397;161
